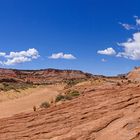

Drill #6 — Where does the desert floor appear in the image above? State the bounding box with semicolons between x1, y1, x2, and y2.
0;85;63;118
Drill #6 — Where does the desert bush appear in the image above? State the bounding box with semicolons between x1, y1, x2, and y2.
67;90;80;97
55;94;65;102
117;82;121;86
66;80;77;86
64;95;73;100
64;79;86;89
40;101;50;108
1;83;15;91
33;106;37;111
65;90;80;100
0;82;34;92
128;80;131;83
55;90;80;102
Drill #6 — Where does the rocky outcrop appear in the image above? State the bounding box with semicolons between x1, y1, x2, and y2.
0;68;93;84
127;67;140;81
0;81;140;140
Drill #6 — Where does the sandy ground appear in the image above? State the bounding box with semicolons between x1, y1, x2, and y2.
0;85;62;118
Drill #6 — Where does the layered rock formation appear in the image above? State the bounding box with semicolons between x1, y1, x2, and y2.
0;68;140;140
0;68;92;84
127;67;140;81
0;81;140;140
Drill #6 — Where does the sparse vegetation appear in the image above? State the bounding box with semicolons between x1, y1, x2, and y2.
64;78;86;89
0;82;35;92
128;80;132;83
66;90;80;97
117;82;121;86
55;94;65;102
64;95;73;100
40;101;50;108
55;90;80;102
33;106;37;111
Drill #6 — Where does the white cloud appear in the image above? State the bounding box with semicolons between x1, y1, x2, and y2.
0;52;6;57
117;32;140;60
97;47;116;55
136;19;140;25
117;17;140;60
49;52;76;59
97;16;140;61
4;57;31;65
134;15;140;25
5;48;39;59
119;16;140;31
119;22;135;30
0;48;40;65
101;58;107;62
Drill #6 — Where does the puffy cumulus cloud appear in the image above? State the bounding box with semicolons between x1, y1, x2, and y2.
4;57;31;66
117;32;140;60
48;52;76;59
0;48;40;65
97;16;140;61
5;48;39;59
97;48;116;55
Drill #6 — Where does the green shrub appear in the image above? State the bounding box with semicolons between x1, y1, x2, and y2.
64;79;86;89
55;94;65;102
40;101;50;108
55;90;80;102
0;82;34;92
67;90;80;97
64;95;72;100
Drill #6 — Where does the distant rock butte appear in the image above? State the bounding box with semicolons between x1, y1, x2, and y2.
0;68;93;84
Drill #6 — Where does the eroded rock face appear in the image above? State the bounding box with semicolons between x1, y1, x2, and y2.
0;68;92;84
0;68;140;140
127;67;140;81
0;81;140;140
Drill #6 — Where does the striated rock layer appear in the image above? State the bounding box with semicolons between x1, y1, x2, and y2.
0;81;140;140
0;68;92;84
127;67;140;81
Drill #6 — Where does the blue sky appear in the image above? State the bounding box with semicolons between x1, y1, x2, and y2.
0;0;140;76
